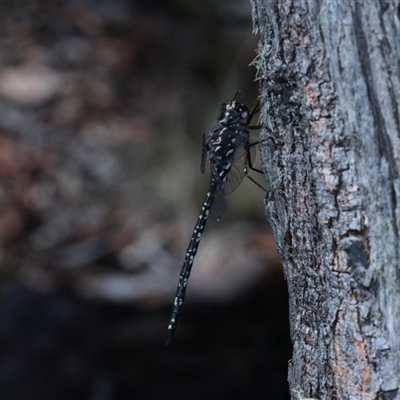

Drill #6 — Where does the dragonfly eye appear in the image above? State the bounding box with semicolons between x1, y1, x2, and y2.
222;100;233;110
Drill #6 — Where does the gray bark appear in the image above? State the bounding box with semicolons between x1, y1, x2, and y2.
250;1;400;399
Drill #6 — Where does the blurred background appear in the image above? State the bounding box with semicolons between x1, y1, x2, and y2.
0;1;291;399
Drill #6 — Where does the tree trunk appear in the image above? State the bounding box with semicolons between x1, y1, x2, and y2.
250;1;400;399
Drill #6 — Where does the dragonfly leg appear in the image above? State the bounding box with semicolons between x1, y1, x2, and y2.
247;102;260;124
244;165;268;192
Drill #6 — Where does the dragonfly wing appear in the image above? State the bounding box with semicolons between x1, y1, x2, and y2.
211;185;226;221
233;89;246;104
200;132;206;174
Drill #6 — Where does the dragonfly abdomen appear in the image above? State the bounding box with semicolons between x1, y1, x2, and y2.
166;182;217;344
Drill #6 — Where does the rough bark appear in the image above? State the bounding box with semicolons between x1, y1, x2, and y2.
250;1;400;399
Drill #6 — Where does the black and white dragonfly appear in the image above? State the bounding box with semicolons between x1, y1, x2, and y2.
166;90;265;344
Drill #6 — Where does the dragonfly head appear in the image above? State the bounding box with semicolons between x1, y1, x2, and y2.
218;100;249;125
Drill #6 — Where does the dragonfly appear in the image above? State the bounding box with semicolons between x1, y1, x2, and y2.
166;90;265;345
